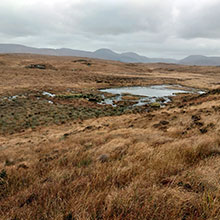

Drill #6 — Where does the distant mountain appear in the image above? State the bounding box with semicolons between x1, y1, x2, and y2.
0;44;177;64
93;48;124;61
0;44;42;54
179;55;220;66
1;44;220;66
121;52;150;62
93;49;150;63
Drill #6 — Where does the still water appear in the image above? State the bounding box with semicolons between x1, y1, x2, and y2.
99;85;204;107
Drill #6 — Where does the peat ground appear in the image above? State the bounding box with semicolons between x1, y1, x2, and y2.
0;54;220;219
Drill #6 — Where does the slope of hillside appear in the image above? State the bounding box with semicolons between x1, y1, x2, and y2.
0;54;220;220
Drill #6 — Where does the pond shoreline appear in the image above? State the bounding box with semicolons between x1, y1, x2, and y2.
99;84;204;107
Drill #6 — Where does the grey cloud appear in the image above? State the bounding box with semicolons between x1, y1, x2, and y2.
0;0;173;37
174;0;220;39
0;1;72;37
71;0;173;35
0;0;220;59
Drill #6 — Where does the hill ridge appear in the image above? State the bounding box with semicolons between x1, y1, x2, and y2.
1;43;220;65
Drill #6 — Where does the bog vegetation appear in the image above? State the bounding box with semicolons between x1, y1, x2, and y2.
0;54;220;219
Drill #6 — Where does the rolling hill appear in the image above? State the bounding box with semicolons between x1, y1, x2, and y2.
1;44;220;65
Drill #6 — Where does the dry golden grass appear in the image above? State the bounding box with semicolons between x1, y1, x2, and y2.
0;54;220;219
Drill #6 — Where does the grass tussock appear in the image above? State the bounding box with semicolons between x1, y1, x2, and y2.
1;132;220;219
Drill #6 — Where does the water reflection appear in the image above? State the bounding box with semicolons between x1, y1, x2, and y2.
99;85;204;107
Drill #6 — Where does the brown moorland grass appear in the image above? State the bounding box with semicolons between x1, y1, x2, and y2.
0;54;220;219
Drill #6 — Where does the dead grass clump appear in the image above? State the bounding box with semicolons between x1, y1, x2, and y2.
99;186;204;220
0;168;33;200
146;136;220;182
179;136;220;165
199;192;220;219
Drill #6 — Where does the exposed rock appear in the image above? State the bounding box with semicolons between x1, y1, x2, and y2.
25;63;56;70
26;64;46;69
4;159;14;166
98;154;109;163
72;59;92;66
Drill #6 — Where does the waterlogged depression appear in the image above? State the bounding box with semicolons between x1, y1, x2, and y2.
99;85;204;107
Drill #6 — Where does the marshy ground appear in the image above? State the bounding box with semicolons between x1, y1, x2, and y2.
0;54;220;220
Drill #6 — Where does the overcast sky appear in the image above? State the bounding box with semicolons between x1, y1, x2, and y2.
1;0;220;58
